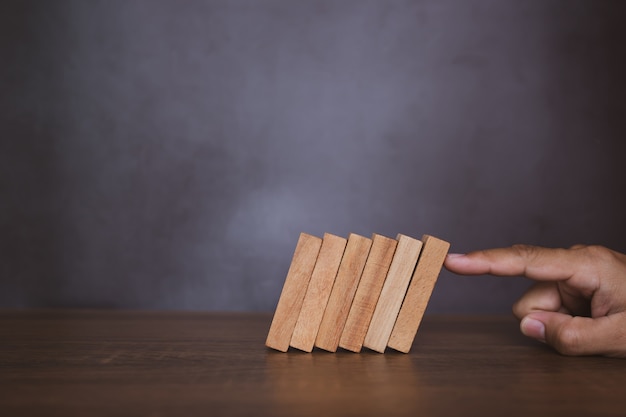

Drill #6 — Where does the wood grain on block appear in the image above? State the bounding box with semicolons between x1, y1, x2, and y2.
388;235;450;353
315;233;372;352
290;233;347;352
363;234;422;353
265;233;322;352
339;234;397;352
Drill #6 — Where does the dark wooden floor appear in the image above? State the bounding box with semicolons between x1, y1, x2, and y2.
1;310;625;416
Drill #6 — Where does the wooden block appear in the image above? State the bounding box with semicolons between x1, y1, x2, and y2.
388;234;450;353
363;234;423;353
315;233;373;352
290;233;347;352
265;233;322;352
338;234;397;353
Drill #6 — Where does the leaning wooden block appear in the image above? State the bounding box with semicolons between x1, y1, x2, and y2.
266;233;323;352
290;233;347;352
363;234;423;353
339;234;397;353
388;234;450;353
315;233;372;352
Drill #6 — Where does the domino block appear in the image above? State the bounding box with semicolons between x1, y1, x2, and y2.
290;233;347;352
388;235;450;353
339;234;397;352
315;233;372;352
265;233;322;352
266;231;448;354
363;234;423;353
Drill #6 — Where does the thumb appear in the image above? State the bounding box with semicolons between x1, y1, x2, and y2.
520;311;624;357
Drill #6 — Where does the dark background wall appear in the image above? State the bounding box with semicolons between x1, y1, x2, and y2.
2;0;625;313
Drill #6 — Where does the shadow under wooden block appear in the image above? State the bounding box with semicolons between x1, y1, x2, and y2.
363;234;423;353
315;233;372;352
290;233;347;352
339;234;397;353
388;234;450;353
266;233;322;352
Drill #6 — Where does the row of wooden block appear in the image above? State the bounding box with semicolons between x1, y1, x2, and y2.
266;232;449;353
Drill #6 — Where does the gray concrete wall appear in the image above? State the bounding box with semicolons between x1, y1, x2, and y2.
2;0;625;313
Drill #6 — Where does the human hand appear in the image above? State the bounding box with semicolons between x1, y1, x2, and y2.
444;245;626;358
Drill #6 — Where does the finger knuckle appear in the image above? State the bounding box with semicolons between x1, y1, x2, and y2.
569;244;587;250
512;299;524;319
583;245;612;260
510;244;542;276
553;321;585;356
511;244;540;261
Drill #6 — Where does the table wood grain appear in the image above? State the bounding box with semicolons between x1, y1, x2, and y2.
1;310;625;417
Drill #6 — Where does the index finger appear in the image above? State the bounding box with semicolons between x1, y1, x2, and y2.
444;245;582;281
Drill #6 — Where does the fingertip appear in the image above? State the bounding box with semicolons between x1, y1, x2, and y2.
443;253;467;272
444;251;493;275
520;316;546;342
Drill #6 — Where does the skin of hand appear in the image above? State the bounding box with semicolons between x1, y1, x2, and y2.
444;244;626;358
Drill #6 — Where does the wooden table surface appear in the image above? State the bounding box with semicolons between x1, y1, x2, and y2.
1;310;625;417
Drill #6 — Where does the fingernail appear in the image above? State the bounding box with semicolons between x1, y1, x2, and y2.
446;253;466;258
521;317;546;342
